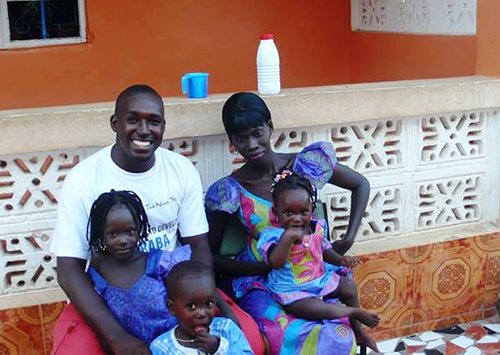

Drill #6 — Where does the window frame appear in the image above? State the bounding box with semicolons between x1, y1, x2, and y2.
0;0;87;49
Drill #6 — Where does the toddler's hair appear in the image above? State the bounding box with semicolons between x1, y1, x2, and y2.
271;170;317;209
87;190;149;253
166;261;215;299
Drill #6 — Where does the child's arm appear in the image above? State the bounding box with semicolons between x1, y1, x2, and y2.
323;249;360;268
268;228;303;269
215;291;241;328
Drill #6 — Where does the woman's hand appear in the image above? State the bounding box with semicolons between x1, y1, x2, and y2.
339;255;361;269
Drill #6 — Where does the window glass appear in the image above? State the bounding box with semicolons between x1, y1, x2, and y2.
7;0;80;41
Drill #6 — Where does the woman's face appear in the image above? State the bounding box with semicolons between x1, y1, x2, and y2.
230;121;273;162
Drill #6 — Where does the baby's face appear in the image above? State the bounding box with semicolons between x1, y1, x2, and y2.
274;188;313;234
169;275;216;337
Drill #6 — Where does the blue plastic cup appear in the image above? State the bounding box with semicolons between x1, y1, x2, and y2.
182;73;209;99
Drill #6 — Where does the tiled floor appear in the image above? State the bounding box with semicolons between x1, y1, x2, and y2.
361;315;500;354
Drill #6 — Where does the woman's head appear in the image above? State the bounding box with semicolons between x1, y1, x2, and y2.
271;170;317;230
87;190;149;259
222;92;272;136
222;92;274;162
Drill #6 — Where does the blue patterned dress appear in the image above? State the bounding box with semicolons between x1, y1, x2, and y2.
88;247;191;343
258;220;341;306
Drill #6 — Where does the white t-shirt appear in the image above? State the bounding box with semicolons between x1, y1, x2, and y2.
50;145;209;260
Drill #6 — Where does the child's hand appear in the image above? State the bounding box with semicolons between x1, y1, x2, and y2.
341;256;361;268
195;332;220;354
283;227;304;245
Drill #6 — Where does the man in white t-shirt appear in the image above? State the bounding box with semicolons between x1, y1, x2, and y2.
49;86;251;355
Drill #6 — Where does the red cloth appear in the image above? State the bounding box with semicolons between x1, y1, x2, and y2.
217;289;266;355
51;303;106;355
52;290;265;355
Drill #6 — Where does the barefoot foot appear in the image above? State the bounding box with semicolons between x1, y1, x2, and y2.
355;330;379;353
355;310;380;328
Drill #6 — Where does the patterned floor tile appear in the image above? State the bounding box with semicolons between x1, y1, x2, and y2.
361;315;500;355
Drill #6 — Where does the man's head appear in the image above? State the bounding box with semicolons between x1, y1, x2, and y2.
110;85;165;173
166;261;217;338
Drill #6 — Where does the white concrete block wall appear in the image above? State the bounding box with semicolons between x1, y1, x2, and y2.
1;107;498;303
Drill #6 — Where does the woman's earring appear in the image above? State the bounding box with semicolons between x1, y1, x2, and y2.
229;143;239;155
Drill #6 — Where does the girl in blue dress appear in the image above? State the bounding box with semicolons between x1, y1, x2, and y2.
86;190;191;345
258;170;380;330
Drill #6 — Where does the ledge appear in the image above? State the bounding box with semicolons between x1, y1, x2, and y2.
0;288;67;311
350;222;500;256
1;76;500;156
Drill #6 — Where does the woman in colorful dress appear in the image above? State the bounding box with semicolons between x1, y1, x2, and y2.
205;92;374;354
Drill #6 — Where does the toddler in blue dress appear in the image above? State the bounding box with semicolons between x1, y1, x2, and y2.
150;261;253;354
258;171;380;343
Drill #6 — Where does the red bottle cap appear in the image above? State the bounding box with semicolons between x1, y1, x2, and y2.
260;34;274;40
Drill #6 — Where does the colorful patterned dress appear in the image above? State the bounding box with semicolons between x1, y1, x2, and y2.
205;142;356;355
257;220;341;306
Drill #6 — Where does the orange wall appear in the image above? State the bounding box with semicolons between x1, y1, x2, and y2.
0;1;350;110
0;0;481;111
476;0;500;77
348;32;476;83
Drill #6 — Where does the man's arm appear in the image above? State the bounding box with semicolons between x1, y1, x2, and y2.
180;233;213;269
57;257;150;355
176;160;211;267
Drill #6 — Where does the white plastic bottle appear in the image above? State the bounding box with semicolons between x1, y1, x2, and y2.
257;34;281;95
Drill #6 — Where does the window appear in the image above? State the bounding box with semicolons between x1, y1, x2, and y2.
0;0;86;49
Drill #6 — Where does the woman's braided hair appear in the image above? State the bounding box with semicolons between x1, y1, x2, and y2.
271;169;317;210
87;190;149;253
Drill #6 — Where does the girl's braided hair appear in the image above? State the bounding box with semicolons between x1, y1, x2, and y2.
271;169;317;209
87;190;149;253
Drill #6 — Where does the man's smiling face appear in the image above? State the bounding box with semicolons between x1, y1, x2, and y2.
111;92;165;172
